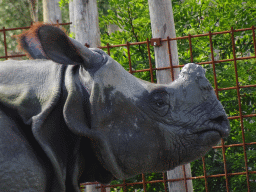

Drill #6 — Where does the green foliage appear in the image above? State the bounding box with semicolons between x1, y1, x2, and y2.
58;0;70;26
172;0;256;35
99;0;151;43
98;0;155;82
110;173;165;192
59;0;69;10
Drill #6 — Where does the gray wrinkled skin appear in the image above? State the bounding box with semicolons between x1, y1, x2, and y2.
0;24;230;191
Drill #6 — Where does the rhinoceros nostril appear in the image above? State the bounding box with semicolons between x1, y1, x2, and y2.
211;116;225;124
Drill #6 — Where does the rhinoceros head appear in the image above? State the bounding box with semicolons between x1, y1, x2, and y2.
17;24;230;181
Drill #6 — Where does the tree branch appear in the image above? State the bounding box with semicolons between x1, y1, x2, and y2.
127;7;145;61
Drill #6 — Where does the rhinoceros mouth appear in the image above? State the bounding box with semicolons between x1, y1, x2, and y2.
192;114;230;138
193;122;230;138
195;129;222;137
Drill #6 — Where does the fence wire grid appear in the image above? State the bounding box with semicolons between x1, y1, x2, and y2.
1;23;256;192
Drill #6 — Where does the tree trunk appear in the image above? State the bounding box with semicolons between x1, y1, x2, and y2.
84;185;110;192
43;0;62;23
28;0;38;22
148;0;193;191
71;0;101;48
69;0;75;36
148;0;179;82
167;165;193;192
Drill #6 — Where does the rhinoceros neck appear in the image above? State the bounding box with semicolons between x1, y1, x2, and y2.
0;60;64;125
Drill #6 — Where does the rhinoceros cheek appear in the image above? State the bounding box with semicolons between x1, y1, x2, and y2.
90;90;178;177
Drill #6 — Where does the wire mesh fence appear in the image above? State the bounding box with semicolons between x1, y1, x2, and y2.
1;23;255;192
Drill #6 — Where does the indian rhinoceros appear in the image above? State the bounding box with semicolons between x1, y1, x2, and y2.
0;23;230;191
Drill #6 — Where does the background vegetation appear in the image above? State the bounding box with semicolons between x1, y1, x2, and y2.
1;0;256;191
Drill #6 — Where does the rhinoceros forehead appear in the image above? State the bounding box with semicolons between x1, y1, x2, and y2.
93;58;148;101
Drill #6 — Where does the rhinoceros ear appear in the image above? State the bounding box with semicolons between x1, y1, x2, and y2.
17;23;99;69
16;23;47;59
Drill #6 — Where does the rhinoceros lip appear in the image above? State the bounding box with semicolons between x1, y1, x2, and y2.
193;125;229;138
192;118;230;138
195;129;222;137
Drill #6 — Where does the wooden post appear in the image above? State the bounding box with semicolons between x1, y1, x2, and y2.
148;0;179;83
28;0;39;22
69;0;75;35
82;184;110;192
148;0;193;191
71;0;101;48
167;165;193;192
43;0;62;23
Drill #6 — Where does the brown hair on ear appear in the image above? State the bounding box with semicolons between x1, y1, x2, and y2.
14;22;68;60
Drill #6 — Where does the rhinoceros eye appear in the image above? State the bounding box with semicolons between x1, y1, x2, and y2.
149;90;170;117
156;100;165;107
